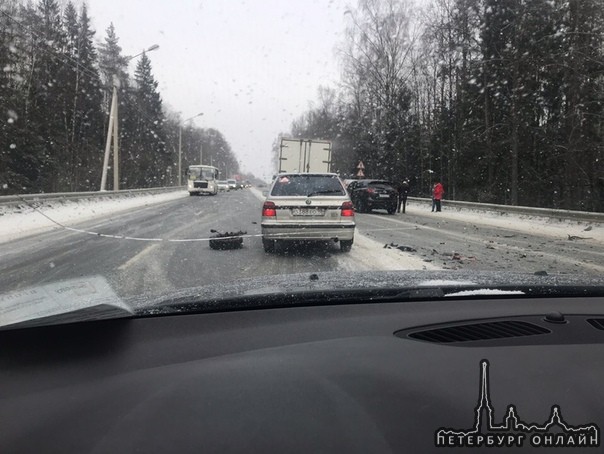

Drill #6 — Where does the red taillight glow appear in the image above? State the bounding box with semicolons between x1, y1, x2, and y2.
341;201;355;217
366;187;375;194
262;201;277;217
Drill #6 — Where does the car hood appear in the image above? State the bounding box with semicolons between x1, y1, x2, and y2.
132;270;604;314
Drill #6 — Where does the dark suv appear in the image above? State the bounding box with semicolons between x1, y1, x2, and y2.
348;180;398;214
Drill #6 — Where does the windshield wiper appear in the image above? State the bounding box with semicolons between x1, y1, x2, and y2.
306;190;344;197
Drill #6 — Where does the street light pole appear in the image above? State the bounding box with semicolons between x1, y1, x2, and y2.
177;112;203;186
100;44;159;191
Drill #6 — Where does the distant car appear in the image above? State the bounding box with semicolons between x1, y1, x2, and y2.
217;180;230;191
227;179;237;190
348;179;398;214
261;173;355;253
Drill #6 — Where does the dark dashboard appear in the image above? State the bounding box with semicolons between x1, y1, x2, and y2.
2;296;604;453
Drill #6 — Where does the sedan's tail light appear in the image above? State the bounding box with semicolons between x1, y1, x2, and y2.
366;187;375;194
341;201;354;217
262;201;276;217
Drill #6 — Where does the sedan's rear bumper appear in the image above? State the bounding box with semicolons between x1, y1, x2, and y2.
261;223;355;241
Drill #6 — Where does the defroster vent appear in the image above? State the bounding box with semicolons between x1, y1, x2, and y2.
406;320;550;344
587;319;604;331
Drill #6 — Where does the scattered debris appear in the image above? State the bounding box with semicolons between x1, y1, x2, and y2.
584;226;593;232
568;234;593;241
209;229;246;250
450;252;477;263
503;234;517;238
397;245;417;252
534;270;548;276
384;243;417;252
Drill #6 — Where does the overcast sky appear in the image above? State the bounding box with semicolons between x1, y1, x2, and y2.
84;0;350;179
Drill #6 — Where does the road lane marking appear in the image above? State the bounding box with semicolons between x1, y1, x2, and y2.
118;244;160;270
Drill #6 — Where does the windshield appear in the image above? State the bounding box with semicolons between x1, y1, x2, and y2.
270;175;346;197
0;0;603;329
189;168;215;180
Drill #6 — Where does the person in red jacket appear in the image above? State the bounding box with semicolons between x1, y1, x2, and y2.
432;182;444;212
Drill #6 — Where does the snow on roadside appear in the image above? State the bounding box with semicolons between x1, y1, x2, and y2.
338;233;440;271
0;191;188;244
405;203;604;244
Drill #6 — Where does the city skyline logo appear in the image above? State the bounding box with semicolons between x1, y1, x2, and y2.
435;360;600;448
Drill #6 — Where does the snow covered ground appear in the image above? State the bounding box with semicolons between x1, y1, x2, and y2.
250;186;603;271
404;202;604;243
1;187;601;275
0;191;188;244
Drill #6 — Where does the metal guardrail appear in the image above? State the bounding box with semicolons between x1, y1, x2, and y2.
0;187;186;208
408;197;604;223
1;186;601;223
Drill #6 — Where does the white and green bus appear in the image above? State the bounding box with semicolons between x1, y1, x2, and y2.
186;165;219;196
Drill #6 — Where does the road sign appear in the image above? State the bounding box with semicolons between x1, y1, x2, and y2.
357;160;365;170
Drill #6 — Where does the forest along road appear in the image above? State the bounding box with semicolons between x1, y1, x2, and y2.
0;189;602;303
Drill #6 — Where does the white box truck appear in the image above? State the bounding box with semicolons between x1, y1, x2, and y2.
278;138;332;173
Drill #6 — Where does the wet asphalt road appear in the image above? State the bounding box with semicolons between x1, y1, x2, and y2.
1;189;602;304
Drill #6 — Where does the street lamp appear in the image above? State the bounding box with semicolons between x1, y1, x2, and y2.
178;112;203;186
100;43;160;191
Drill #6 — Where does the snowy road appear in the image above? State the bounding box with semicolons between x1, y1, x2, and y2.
0;189;602;303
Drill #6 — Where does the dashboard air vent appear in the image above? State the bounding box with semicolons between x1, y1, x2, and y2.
408;320;550;344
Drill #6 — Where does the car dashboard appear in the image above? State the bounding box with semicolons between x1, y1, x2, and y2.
2;295;604;453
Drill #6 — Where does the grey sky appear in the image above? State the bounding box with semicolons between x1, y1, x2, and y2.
85;0;350;179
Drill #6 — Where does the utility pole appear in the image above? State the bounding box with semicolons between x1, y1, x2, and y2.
200;143;203;165
100;81;118;191
100;44;159;191
178;112;203;186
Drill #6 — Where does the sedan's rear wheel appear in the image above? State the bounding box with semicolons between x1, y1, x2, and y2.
387;205;397;215
340;239;353;252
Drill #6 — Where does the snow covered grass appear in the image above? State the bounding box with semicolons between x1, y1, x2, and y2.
405;202;604;244
0;191;188;244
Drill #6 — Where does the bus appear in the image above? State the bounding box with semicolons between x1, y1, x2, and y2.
186;165;219;196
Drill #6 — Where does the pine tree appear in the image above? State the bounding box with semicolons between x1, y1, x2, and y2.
127;52;167;188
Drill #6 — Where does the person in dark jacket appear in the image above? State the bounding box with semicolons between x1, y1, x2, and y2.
398;179;409;213
433;182;444;212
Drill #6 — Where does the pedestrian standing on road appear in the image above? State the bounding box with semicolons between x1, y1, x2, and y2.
398;179;409;214
433;181;444;212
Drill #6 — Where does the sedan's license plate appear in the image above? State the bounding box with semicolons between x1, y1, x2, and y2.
292;208;324;216
379;194;390;198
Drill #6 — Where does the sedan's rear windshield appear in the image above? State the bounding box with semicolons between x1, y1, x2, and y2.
271;175;346;197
